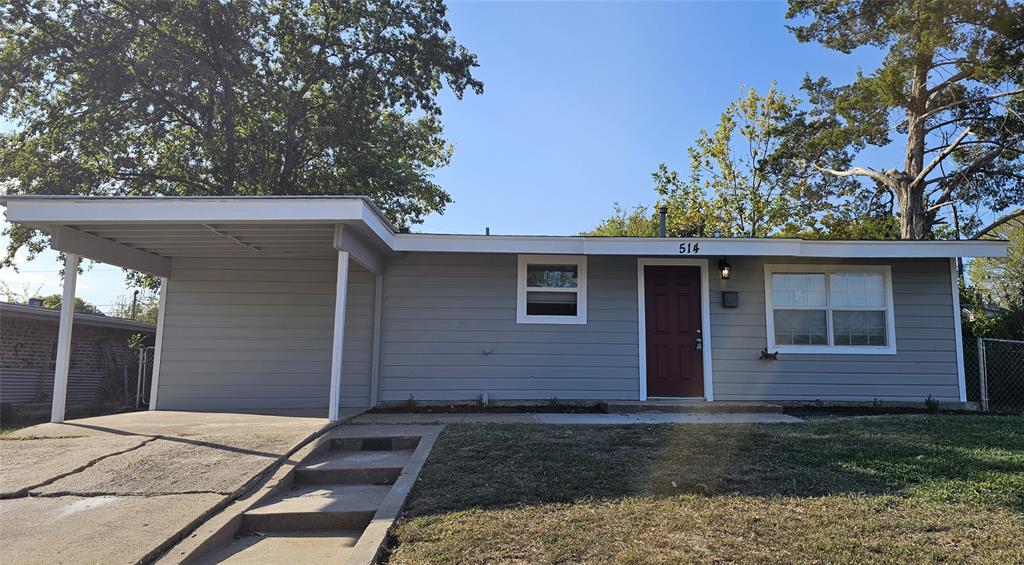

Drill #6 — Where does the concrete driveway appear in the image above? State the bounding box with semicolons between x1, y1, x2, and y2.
0;410;336;565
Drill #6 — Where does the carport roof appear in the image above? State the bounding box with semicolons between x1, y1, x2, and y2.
0;195;1010;277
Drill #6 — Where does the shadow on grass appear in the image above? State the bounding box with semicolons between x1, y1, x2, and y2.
402;415;1024;518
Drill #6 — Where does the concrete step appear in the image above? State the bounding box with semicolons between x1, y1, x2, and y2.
330;435;420;452
195;530;361;565
602;401;783;414
241;484;390;532
294;449;414;485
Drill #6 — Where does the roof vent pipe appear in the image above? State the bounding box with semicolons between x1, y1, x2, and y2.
658;206;668;238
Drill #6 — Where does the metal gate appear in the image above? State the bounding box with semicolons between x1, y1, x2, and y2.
122;346;155;409
964;338;1024;413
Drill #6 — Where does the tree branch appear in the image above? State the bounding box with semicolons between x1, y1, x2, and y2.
924;144;1007;187
926;65;974;103
912;127;971;187
971;208;1023;239
922;87;1024;120
811;163;890;186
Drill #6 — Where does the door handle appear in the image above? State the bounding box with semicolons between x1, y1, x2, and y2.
695;337;703;351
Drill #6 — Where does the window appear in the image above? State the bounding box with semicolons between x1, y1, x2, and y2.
517;255;587;324
764;265;896;354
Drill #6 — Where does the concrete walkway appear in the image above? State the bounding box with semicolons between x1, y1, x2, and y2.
350;412;804;425
0;410;349;565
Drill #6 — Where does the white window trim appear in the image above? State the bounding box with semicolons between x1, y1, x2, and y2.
517;254;587;325
764;264;898;355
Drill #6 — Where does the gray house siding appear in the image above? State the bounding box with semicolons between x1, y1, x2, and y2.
378;253;959;404
154;253;959;409
708;257;960;402
156;256;373;411
378;253;640;402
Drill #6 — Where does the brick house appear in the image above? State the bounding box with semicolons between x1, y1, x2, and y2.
0;302;156;406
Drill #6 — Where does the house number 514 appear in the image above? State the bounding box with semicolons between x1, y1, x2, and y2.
678;242;700;254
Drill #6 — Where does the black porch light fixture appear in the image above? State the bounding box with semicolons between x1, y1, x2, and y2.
718;257;732;280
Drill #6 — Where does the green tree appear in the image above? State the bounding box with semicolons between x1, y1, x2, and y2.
580;204;657;237
594;85;848;238
787;0;1024;240
961;214;1024;339
110;290;160;323
1;0;482;264
38;294;106;315
660;85;825;237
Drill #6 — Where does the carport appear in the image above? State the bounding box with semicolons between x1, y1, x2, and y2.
1;196;395;423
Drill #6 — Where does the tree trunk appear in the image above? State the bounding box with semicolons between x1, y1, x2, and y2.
898;54;932;240
896;181;929;239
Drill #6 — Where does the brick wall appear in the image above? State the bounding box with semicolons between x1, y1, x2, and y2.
0;315;154;405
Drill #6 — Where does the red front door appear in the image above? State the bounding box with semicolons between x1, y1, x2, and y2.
644;265;704;397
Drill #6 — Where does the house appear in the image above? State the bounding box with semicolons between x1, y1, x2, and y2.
0;196;1009;422
0;301;155;407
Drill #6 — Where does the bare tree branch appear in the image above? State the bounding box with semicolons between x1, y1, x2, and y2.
971;208;1023;239
924;144;1007;187
926;65;974;102
925;114;1000;134
811;163;890;186
912;127;971;187
922;87;1024;120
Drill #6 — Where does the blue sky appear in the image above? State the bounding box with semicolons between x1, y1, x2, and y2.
1;1;890;311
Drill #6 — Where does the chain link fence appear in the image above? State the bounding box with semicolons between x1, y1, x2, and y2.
964;338;1024;413
121;346;155;409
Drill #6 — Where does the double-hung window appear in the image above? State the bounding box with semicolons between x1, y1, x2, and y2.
516;255;587;324
764;265;896;354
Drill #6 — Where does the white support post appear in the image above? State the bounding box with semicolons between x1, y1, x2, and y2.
370;274;384;407
148;277;169;410
950;257;968;403
329;251;350;422
51;253;79;423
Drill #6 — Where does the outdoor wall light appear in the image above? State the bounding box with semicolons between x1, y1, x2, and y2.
718;258;732;280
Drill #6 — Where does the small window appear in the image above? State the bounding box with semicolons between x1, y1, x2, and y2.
765;265;896;354
517;255;587;324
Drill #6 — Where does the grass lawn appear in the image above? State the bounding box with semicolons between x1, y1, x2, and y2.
387;415;1024;564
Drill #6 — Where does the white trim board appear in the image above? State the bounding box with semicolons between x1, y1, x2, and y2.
950;258;968;403
2;197;1009;261
391;234;1008;258
763;263;898;355
3;196;396;252
636;258;714;402
148;277;169;410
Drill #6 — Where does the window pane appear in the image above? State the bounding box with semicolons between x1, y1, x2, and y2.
833;310;887;346
772;273;826;307
526;291;578;316
830;272;885;308
773;309;827;345
526;265;578;288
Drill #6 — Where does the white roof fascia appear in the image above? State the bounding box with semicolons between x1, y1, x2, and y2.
1;196;397;246
390;234;1009;258
0;196;1009;258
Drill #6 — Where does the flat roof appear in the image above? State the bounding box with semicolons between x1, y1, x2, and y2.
0;302;157;332
0;196;1010;270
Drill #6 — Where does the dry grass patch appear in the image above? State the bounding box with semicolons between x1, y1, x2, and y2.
387;416;1024;564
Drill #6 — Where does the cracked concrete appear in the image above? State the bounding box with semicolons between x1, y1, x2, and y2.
1;435;154;498
0;410;332;565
